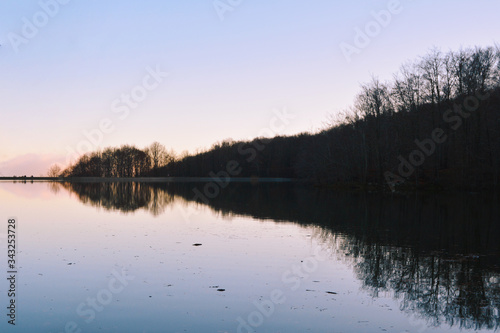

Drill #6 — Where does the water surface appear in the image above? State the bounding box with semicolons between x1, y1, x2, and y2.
0;181;498;332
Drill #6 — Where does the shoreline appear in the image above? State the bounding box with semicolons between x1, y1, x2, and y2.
1;177;497;193
0;176;297;183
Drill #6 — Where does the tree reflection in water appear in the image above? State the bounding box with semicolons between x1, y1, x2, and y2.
51;181;500;330
57;182;175;216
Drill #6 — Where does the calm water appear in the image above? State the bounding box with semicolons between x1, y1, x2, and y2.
0;181;499;333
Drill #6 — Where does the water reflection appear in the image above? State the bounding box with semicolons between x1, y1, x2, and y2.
51;181;500;330
335;236;500;330
58;182;175;216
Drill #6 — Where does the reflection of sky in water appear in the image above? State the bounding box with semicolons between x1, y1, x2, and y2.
0;182;498;332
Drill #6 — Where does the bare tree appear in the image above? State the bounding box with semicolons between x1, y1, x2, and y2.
146;142;168;169
473;46;497;92
392;61;423;113
442;51;457;101
420;48;444;106
355;77;393;183
356;76;392;118
47;164;62;177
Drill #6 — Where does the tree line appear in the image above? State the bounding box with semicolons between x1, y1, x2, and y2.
51;142;175;178
53;46;500;189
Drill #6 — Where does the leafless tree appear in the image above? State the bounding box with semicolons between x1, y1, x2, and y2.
47;164;62;177
392;61;423;112
420;48;444;106
146;142;169;169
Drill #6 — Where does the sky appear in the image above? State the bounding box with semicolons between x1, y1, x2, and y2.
1;0;499;176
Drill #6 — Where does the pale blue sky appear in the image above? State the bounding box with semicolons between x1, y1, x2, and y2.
1;0;499;175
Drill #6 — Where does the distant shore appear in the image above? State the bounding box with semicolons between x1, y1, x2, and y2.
2;177;498;193
0;176;296;183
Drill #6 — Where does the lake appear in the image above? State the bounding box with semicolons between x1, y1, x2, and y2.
0;181;499;332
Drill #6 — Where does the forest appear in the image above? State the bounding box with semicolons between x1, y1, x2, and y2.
54;46;500;190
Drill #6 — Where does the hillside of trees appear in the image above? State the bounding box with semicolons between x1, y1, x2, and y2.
55;46;500;190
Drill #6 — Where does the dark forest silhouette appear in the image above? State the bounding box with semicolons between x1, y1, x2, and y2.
54;46;500;190
50;181;500;330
